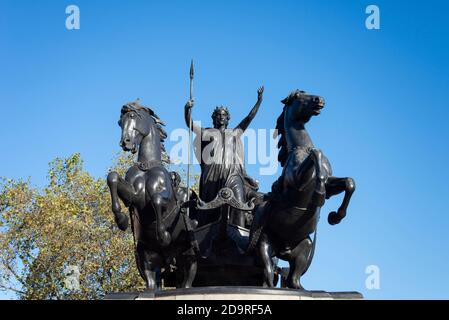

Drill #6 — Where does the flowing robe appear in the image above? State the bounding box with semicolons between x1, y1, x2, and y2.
194;127;252;203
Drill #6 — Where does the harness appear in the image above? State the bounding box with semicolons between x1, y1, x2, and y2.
136;160;163;172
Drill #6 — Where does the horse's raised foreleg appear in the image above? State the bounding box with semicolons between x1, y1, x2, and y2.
107;171;131;230
107;172;144;230
325;176;356;225
259;233;275;288
285;237;313;290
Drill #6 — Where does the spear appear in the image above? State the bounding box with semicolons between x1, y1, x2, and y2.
190;60;194;101
186;60;194;217
185;60;201;255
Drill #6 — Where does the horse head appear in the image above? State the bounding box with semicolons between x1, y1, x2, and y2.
281;90;325;124
118;100;153;154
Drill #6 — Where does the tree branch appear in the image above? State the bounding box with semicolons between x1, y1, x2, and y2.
0;283;25;295
1;258;27;288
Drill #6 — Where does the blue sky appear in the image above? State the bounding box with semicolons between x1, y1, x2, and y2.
1;0;449;299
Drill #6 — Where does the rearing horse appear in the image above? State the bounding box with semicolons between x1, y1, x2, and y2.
248;90;356;289
107;100;197;290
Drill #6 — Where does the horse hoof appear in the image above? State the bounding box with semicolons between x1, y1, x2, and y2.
115;213;129;231
328;211;342;225
286;281;304;290
263;282;274;288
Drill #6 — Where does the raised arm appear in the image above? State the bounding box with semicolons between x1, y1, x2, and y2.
184;99;202;135
235;86;264;132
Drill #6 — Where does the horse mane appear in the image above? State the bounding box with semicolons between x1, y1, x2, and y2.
122;100;170;164
275;90;305;167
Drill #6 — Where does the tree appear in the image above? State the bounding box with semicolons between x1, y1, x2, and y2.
0;153;144;299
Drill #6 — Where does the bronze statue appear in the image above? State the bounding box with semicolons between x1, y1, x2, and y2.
107;100;198;290
105;63;357;292
248;90;356;289
184;87;264;228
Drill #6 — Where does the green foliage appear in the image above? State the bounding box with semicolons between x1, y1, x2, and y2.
0;153;144;299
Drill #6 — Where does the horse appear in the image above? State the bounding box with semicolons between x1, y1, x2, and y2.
248;90;356;289
107;100;197;290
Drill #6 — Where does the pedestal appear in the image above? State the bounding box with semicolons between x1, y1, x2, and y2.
104;287;363;300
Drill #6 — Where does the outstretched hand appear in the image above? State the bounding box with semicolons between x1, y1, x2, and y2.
257;86;264;99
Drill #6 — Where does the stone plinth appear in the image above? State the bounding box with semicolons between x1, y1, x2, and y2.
104;287;363;300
